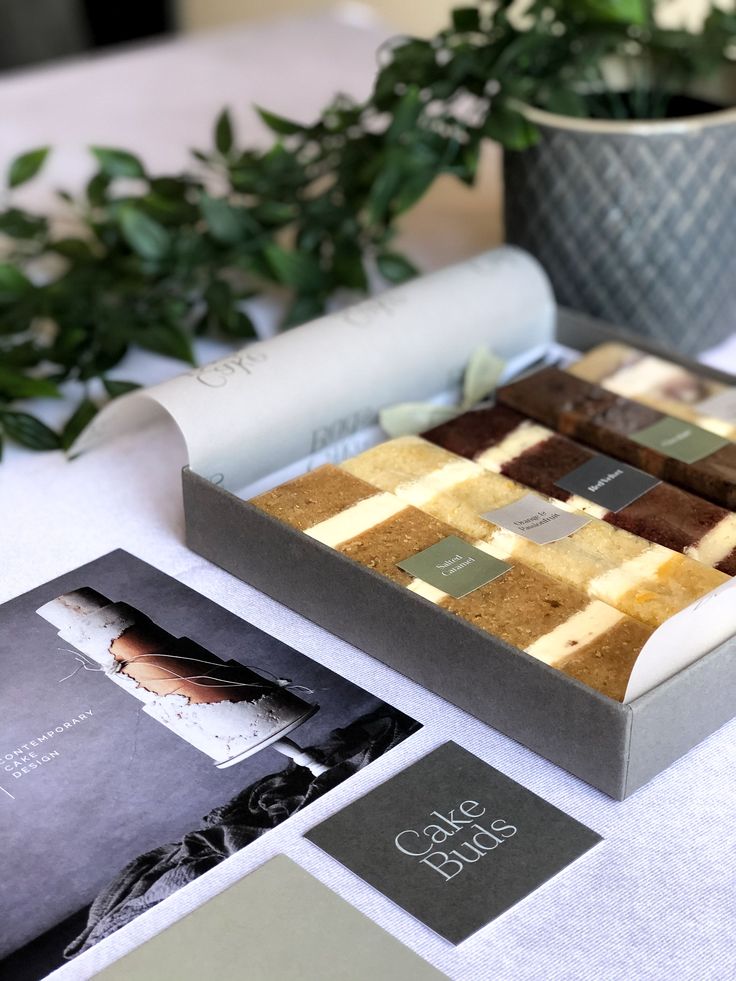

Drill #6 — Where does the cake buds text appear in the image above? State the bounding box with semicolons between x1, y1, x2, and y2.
394;799;516;881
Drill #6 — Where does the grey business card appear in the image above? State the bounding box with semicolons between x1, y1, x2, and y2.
307;743;602;945
555;453;660;512
95;856;446;981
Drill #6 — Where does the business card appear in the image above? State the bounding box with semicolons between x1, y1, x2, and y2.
397;535;511;598
631;416;730;463
307;743;602;945
482;493;591;544
95;856;446;981
555;453;660;512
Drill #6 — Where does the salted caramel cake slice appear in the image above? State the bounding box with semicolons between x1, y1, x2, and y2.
340;436;728;629
251;465;652;701
495;367;736;509
424;404;736;577
569;342;736;441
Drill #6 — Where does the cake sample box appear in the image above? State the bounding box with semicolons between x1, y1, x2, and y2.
181;310;736;800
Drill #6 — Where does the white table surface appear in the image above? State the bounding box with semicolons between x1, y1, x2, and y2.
1;10;735;981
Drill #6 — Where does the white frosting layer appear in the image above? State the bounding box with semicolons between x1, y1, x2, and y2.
146;691;309;763
475;422;551;470
55;606;135;669
474;534;518;562
525;601;624;666
562;494;609;520
589;546;670;604
605;357;686;399
686;514;736;568
394;459;481;506
305;493;406;546
406;578;449;603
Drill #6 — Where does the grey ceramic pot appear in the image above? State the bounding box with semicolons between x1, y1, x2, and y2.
504;101;736;355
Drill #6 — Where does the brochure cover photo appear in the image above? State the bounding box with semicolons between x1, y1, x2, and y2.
0;549;420;978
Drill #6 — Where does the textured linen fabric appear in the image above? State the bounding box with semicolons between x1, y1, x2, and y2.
1;12;735;981
2;398;736;981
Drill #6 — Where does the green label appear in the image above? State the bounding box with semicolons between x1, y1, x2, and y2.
397;535;511;599
631;416;730;464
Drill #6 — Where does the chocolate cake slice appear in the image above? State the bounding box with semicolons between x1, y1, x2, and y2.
570;342;736;440
424;404;736;576
251;465;653;700
495;367;736;509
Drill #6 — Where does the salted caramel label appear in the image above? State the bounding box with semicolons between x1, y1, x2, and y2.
631;416;729;463
555;453;660;512
397;535;510;598
481;493;590;544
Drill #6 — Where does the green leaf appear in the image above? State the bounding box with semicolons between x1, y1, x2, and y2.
86;172;111;206
205;279;234;320
544;89;590;118
215;108;234;155
376;251;418;284
333;248;368;292
451;7;481;32
462;348;505;407
0;263;32;303
200;194;258;244
8;147;49;188
482;105;538;151
392;168;437;216
221;309;257;339
119;207;171;260
387;86;423;141
61;398;98;450
580;0;646;25
281;293;325;329
380;402;460;438
0;208;47;238
91;147;146;179
51;238;94;260
135;323;194;363
368;158;403;224
0;411;61;450
0;367;61;400
252;201;296;227
102;378;141;398
264;243;323;290
256;106;304;135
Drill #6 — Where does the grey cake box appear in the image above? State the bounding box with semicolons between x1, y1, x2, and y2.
181;311;736;800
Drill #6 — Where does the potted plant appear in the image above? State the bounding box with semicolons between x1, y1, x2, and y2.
368;0;736;355
1;0;734;450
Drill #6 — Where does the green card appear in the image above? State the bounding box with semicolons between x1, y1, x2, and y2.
398;535;511;598
631;416;730;463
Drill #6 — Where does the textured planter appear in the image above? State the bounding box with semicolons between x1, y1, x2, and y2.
504;100;736;355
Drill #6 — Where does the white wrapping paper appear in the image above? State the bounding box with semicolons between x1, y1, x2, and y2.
72;247;555;491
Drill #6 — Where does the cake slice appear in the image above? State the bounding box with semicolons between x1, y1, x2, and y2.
251;465;652;700
495;367;736;509
424;404;736;576
340;436;728;627
569;342;736;440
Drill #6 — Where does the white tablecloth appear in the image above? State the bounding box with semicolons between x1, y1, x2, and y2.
1;10;735;981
